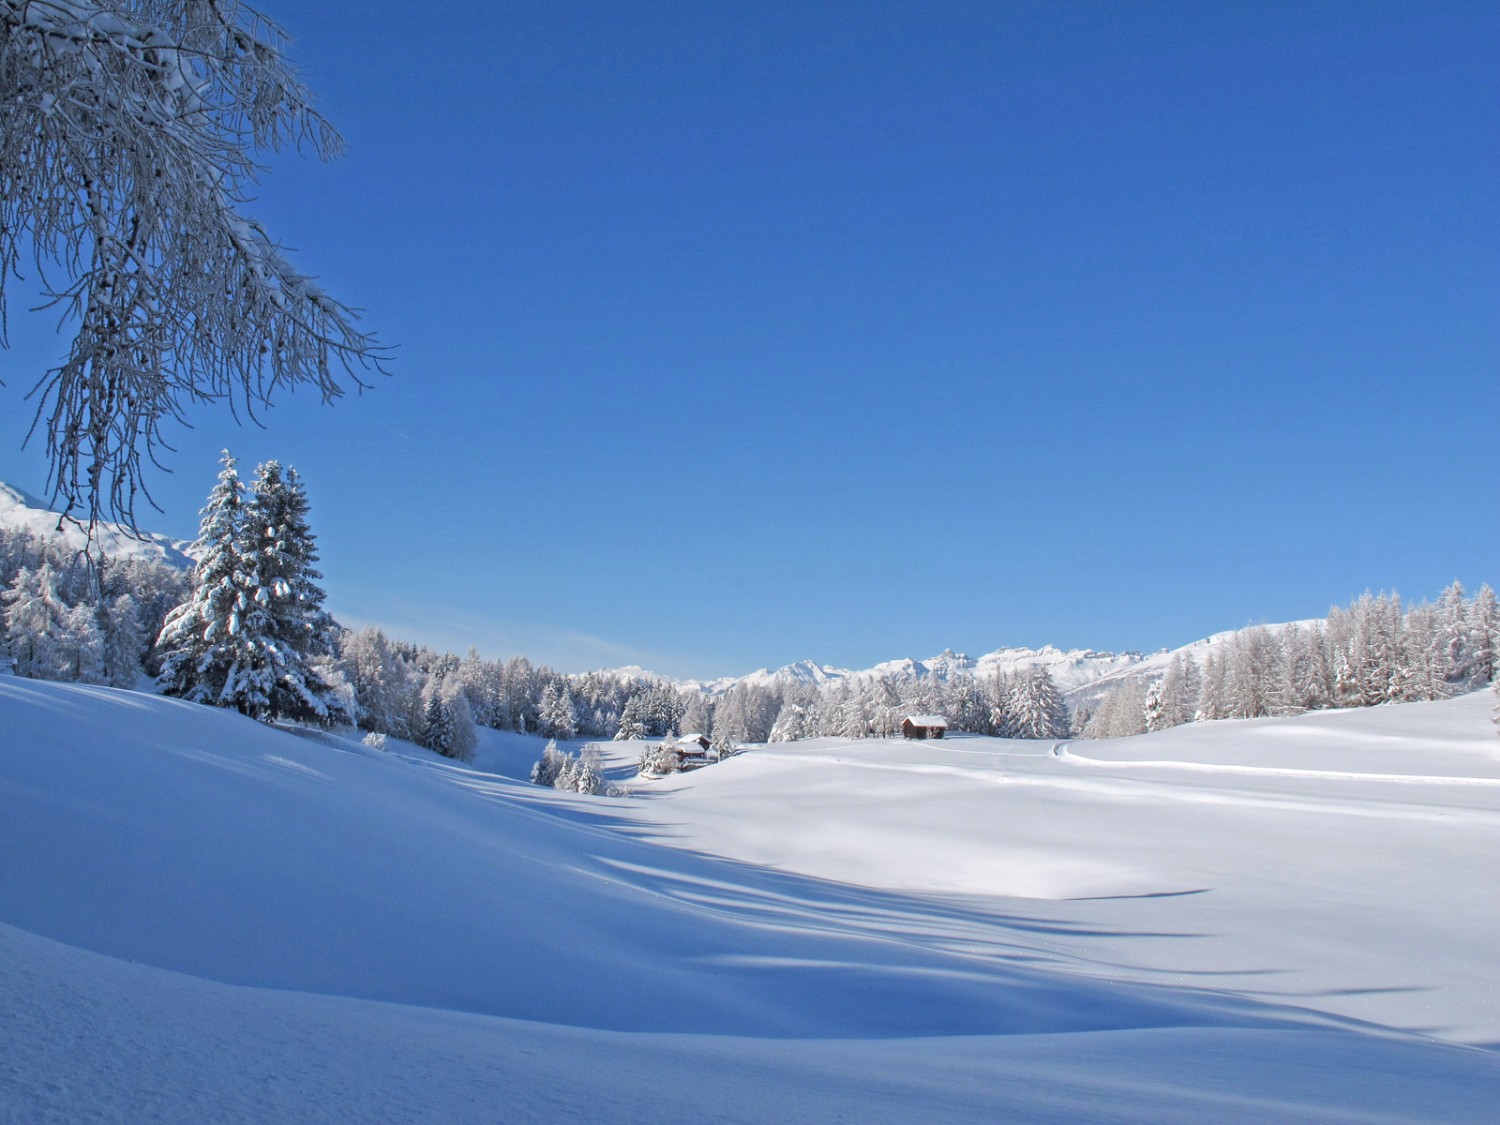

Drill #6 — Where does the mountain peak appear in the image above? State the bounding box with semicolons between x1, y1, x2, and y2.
0;481;195;570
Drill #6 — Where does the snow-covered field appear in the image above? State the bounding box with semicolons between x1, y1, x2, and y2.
2;677;1498;1122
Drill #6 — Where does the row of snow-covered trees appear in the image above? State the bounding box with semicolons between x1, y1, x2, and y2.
0;526;191;688
7;489;1494;757
1079;584;1498;739
761;665;1071;742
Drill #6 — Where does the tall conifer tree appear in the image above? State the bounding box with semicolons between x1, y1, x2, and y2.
156;452;253;707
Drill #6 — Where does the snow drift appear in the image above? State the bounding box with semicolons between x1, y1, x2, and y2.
2;675;1498;1121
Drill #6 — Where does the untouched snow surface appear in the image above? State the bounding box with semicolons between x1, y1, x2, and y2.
2;678;1498;1121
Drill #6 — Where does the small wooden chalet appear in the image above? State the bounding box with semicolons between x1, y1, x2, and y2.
901;714;948;740
672;733;715;770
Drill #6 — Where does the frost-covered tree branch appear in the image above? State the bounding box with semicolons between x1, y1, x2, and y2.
0;0;387;530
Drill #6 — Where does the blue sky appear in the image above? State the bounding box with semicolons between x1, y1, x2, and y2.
1;0;1495;677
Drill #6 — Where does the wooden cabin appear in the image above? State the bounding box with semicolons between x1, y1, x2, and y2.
901;714;948;740
672;733;715;769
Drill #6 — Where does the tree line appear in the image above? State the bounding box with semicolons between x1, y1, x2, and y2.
3;458;1496;755
1079;585;1497;738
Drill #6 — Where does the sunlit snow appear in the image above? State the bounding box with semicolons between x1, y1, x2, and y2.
2;675;1497;1121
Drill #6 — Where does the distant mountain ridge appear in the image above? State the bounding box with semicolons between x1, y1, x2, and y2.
572;617;1323;708
0;478;1305;700
638;632;1282;705
0;481;196;570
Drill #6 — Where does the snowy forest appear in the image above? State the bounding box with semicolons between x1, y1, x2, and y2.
2;458;1497;759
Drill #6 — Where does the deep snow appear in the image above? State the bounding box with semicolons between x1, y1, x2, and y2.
2;676;1497;1121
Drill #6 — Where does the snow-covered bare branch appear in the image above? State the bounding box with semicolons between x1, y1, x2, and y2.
0;0;387;529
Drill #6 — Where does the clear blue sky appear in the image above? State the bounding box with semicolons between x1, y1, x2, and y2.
1;0;1495;678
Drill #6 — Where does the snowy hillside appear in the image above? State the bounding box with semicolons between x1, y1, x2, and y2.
3;675;1498;1121
0;481;194;568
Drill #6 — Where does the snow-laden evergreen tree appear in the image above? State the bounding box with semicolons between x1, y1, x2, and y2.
1223;626;1285;719
1469;585;1497;686
679;691;712;739
866;678;905;738
503;657;539;733
1196;653;1227;721
337;627;417;738
531;739;568;786
158;454;342;723
768;685;816;742
828;683;871;739
60;603;106;684
637;740;681;778
1436;581;1473;687
99;592;145;688
1283;624;1331;712
987;671;1016;737
420;690;454;757
238;462;343;722
457;648;503;728
537;681;577;740
1160;652;1201;728
443;686;477;762
156;452;255;708
1;0;387;529
1088;678;1146;738
1007;667;1070;739
3;563;73;678
948;675;994;735
1143;677;1169;732
1393;603;1448;703
569;745;604;795
614;692;649;740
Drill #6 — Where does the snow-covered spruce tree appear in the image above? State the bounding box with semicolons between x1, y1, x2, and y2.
417;681;474;762
420;691;453;757
564;745;604;795
237;461;344;723
537;681;577;740
614;691;649;740
337;627;418;738
679;691;712;739
157;454;343;723
441;686;477;762
1007;667;1070;739
1143;677;1168;733
637;740;680;778
3;562;90;679
1469;585;1498;686
531;739;568;787
155;451;254;707
98;592;145;688
1089;678;1146;738
0;0;387;529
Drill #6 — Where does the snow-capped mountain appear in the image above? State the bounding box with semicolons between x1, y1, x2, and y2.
647;645;1162;701
622;625;1327;707
0;482;195;569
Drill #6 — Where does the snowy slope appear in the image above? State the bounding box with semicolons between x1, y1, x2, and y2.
3;676;1499;1121
0;480;194;568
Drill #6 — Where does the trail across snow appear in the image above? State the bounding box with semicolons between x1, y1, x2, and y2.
2;677;1498;1121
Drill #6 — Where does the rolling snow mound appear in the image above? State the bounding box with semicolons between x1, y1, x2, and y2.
3;675;1499;1122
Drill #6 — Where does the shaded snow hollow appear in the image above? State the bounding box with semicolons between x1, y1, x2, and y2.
2;677;1498;1122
